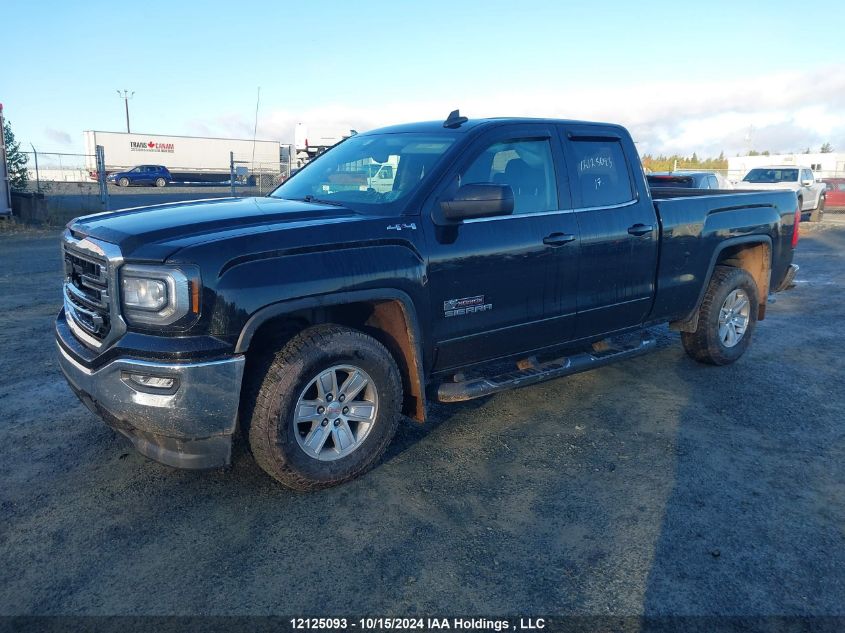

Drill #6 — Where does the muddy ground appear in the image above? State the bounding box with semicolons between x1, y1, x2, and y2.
0;219;843;618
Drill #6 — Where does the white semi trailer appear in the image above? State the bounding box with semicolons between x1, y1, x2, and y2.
293;123;349;168
84;131;291;184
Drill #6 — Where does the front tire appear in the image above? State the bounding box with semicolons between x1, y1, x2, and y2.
681;266;759;365
810;195;825;222
245;324;403;491
118;177;129;187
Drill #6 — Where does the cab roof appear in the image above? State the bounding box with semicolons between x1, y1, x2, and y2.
360;117;625;136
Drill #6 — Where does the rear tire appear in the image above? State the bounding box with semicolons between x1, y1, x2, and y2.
154;177;166;188
244;324;403;491
810;195;825;222
681;266;759;365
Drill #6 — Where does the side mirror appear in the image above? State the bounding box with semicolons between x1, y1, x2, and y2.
439;183;514;221
802;179;814;186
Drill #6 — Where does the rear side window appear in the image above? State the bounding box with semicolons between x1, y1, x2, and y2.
569;140;633;207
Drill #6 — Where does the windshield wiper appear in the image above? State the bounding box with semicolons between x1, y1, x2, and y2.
296;195;346;207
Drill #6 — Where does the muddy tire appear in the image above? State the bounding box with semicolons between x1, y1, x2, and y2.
244;324;402;491
810;195;825;222
681;265;759;366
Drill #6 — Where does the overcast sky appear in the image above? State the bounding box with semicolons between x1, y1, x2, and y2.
3;0;844;157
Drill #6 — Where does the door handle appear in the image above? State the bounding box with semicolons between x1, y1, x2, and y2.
543;232;576;246
627;223;654;236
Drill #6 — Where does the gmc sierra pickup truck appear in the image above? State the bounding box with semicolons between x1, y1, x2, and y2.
57;112;800;490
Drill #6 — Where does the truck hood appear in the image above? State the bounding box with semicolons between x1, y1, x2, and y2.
69;196;367;261
733;181;799;191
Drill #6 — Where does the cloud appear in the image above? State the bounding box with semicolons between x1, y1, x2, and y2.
184;65;845;157
44;127;72;146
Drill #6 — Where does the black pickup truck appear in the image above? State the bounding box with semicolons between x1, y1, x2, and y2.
56;112;800;490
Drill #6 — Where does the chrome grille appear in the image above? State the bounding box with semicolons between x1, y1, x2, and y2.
61;231;125;350
64;244;110;339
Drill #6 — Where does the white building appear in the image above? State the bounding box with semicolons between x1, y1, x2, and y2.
727;152;845;182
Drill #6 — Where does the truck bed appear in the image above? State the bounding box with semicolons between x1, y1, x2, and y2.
648;187;799;323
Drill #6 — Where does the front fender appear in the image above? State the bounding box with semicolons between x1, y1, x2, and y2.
234;288;423;354
234;287;429;422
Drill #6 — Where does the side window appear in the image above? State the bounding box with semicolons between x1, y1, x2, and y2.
709;175;719;189
802;169;812;182
460;138;558;215
569;139;634;207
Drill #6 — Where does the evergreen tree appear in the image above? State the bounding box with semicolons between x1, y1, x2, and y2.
820;142;833;153
3;119;29;190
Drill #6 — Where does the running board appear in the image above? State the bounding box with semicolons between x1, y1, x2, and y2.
435;336;656;403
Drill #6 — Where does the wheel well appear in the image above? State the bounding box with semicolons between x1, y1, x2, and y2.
716;241;771;319
244;300;426;422
670;240;772;333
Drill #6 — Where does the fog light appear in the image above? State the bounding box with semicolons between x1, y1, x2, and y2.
123;372;178;393
129;374;175;389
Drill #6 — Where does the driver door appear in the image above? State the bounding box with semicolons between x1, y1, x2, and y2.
423;124;581;371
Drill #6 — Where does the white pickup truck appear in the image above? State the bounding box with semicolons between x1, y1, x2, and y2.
734;165;826;221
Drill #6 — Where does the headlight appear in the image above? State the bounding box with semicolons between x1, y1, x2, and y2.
123;277;168;311
120;264;200;328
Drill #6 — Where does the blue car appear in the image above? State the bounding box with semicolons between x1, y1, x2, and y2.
107;165;172;187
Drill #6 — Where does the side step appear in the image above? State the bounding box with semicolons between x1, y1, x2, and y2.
435;335;656;403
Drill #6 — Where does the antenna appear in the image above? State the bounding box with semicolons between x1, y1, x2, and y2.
443;109;468;129
251;86;261;170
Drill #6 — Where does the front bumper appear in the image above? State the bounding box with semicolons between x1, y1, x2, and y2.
57;341;245;469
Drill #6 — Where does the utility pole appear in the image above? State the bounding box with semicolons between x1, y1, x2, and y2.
116;90;134;133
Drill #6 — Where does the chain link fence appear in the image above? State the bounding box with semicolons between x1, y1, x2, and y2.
228;151;290;197
9;145;296;224
16;150;106;223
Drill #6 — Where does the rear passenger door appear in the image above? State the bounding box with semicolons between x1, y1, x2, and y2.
558;125;659;339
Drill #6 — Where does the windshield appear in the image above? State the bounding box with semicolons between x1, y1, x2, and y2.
647;175;694;188
271;133;456;214
743;168;798;183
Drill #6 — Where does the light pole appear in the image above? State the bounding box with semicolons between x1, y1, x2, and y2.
116;90;134;133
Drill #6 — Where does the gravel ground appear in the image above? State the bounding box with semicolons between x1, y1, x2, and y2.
0;219;843;619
